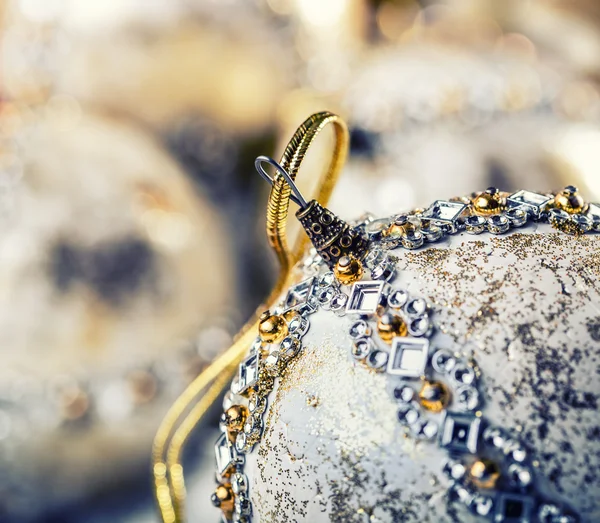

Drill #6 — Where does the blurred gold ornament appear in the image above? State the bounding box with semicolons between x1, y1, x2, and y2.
553;185;586;214
377;313;408;343
211;483;235;519
470;458;501;489
334;255;364;285
472;187;507;216
418;380;450;413
258;311;288;344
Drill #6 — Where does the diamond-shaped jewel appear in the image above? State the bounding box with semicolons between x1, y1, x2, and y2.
421;200;468;229
494;492;535;523
439;411;481;454
587;202;600;219
346;281;385;314
234;353;260;394
215;432;242;477
283;277;317;314
507;190;552;218
387;337;429;378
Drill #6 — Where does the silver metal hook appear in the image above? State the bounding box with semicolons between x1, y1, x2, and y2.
254;155;308;208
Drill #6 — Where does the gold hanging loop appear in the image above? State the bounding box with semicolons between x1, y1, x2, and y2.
152;111;349;523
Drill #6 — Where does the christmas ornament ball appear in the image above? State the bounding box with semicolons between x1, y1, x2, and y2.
217;197;600;523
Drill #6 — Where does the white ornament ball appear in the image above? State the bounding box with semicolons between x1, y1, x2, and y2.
218;205;600;523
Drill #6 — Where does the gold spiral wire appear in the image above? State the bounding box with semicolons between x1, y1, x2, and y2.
152;111;349;523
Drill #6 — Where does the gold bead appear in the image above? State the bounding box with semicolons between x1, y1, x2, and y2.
469;458;501;489
334;255;364;285
418;380;451;413
225;404;249;443
377;313;408;343
212;484;235;518
258;311;288;343
471;187;506;215
553;185;586;214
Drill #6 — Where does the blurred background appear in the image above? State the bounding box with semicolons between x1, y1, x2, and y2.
0;0;599;521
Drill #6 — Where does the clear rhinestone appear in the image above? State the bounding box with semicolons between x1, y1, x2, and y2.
346;281;385;314
397;403;420;425
380;231;403;250
508;463;532;487
405;297;427;316
456;385;479;411
264;350;281;374
448;482;474;505
393;385;414;403
431;349;456;374
487;214;510;234
364;218;391;240
318;271;335;287
231;472;248;494
388;289;409;309
248;394;266;415
451;363;475;385
442;459;466;480
572;213;593;232
419;420;438;439
470;494;493;516
366;349;389;371
234;493;252;515
483;426;507;449
330;292;348;315
371;260;395;281
402;229;424;249
465;215;487;234
349;320;370;339
549;207;570;224
280;336;301;360
421;200;467;231
352;338;372;360
408;316;431;337
538;504;561;523
235;432;247;453
318;286;336;307
288;315;309;337
422;222;443;242
506;207;528;227
591;215;600;231
503;439;527;462
363;247;386;269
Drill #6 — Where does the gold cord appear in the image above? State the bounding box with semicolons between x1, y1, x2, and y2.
152;111;349;523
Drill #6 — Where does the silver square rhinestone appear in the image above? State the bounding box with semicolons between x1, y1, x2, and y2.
346;281;385;314
421;200;467;225
587;202;600;219
283;277;317;314
215;432;242;478
439;411;481;454
233;353;260;395
387;337;429;378
507;190;552;217
494;492;535;523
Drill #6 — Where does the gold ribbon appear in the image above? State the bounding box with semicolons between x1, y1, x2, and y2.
152;111;349;523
